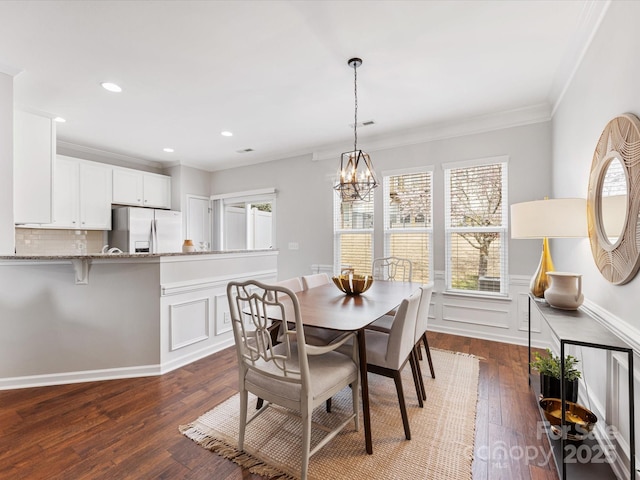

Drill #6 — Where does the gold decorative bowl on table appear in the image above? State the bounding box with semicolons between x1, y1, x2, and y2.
332;274;373;295
539;398;597;440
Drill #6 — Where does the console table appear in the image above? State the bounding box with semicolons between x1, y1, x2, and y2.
528;296;635;480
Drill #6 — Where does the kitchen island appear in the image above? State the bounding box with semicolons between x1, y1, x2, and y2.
0;249;277;389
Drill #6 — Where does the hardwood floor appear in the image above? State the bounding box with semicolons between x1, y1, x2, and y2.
0;333;557;480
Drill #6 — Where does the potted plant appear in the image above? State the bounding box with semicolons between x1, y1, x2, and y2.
531;348;581;402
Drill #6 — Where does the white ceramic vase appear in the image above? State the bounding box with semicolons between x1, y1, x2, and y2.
544;272;584;310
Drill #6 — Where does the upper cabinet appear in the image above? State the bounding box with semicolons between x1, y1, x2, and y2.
14;111;55;224
112;167;171;209
46;156;112;230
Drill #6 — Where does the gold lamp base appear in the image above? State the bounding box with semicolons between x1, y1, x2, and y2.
530;237;555;298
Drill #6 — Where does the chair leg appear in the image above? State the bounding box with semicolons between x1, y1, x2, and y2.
301;403;312;480
326;398;332;413
413;347;427;401
408;349;424;407
351;380;360;432
256;397;264;410
238;389;248;450
423;333;436;379
392;370;411;440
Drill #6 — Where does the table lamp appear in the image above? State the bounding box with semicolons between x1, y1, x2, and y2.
510;198;587;298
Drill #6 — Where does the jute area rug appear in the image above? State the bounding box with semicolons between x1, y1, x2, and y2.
180;348;479;479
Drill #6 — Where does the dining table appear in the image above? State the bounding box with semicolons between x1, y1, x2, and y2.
294;280;420;455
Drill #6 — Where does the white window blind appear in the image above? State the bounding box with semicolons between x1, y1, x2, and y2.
334;196;374;276
383;169;433;283
444;159;508;294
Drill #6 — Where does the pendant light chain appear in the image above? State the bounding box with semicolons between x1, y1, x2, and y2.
353;61;358;154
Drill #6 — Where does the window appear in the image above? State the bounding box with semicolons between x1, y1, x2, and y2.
444;157;508;294
211;188;276;250
383;168;433;283
334;196;373;276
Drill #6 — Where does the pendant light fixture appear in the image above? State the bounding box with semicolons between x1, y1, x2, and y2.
334;57;378;202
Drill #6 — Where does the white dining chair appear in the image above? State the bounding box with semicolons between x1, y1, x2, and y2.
301;272;331;290
339;288;421;440
367;284;436;402
227;280;360;480
372;256;413;282
299;273;343;347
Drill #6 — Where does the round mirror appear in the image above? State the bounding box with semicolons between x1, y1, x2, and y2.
597;156;627;245
587;114;640;284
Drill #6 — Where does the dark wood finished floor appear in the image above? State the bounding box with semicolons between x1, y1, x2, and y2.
0;333;557;480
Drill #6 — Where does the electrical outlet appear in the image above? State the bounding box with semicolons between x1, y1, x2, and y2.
288;242;299;250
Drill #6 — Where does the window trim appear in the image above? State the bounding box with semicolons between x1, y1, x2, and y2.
443;156;509;296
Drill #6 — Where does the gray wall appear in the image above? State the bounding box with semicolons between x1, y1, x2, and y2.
210;121;552;281
552;0;640;330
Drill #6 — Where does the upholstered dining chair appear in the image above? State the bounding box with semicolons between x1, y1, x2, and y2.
366;284;436;400
340;288;421;440
227;280;360;480
372;256;413;282
301;272;331;290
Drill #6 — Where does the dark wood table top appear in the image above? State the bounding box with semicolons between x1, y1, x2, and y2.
296;281;421;331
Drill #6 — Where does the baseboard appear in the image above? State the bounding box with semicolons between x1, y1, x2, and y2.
160;339;235;374
0;339;237;391
428;324;553;350
0;364;161;391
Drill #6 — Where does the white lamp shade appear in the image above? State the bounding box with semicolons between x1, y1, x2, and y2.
510;198;587;239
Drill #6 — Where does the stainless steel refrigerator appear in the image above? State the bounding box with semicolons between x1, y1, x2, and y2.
109;206;183;253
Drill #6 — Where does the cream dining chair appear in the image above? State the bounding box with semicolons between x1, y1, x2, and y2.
367;282;436;400
227;280;360;480
301;272;331;290
372;256;413;282
339;288;422;440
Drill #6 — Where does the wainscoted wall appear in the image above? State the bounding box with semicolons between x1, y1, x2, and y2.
0;251;278;390
311;264;544;348
15;228;105;255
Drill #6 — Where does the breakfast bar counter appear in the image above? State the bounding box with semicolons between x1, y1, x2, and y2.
0;249;278;389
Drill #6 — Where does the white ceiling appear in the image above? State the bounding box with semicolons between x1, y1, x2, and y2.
0;0;608;171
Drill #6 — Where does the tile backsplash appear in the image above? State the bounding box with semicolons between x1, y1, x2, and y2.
15;228;106;255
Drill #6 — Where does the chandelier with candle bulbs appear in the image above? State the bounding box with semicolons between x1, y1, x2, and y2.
334;57;379;202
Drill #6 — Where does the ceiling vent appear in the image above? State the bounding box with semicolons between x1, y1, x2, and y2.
236;148;254;154
349;120;375;128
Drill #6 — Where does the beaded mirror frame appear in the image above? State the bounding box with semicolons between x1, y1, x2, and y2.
587;113;640;284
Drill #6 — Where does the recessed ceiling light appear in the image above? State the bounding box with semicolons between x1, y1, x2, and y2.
101;82;122;93
163;147;174;153
54;117;66;123
221;131;233;137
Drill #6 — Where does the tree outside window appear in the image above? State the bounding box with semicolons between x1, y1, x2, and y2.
445;160;508;294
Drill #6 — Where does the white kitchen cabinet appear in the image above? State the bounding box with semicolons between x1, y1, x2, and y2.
112;168;143;206
142;174;171;208
79;161;112;228
46;156;112;230
50;156;79;228
112;168;171;209
14;110;55;224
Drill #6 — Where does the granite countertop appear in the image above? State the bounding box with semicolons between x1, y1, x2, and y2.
0;249;275;260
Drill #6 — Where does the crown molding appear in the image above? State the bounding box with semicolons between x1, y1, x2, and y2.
56;140;165;170
550;0;611;116
311;103;551;162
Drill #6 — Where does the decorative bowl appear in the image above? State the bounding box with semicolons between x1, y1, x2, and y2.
539;398;597;440
332;274;373;295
